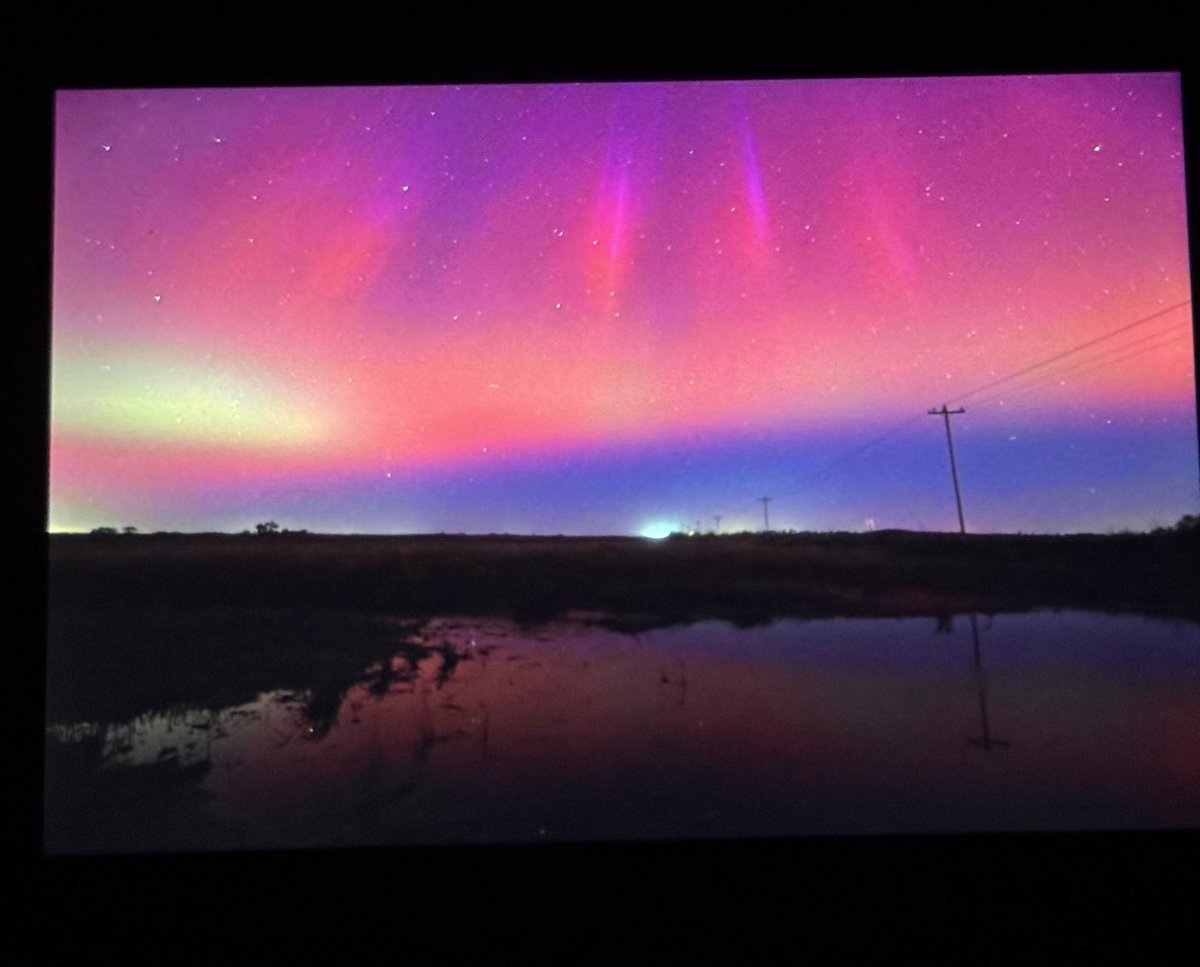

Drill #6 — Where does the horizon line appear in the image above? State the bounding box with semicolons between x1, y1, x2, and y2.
46;523;1196;538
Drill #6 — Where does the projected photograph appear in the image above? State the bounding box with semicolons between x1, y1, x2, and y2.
46;73;1198;854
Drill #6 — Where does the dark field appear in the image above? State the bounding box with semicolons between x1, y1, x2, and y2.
49;528;1200;623
46;528;1199;726
43;529;1200;854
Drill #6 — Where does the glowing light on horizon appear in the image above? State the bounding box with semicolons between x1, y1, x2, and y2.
640;522;675;539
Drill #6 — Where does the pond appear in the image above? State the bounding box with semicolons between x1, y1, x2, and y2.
43;610;1200;853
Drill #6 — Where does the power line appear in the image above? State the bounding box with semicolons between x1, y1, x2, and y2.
945;299;1191;407
965;318;1192;408
967;325;1193;410
772;299;1193;501
775;413;929;496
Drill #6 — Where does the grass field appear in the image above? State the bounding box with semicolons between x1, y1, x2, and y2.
48;528;1200;623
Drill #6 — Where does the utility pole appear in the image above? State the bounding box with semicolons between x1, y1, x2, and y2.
714;514;722;534
756;496;773;532
928;404;967;534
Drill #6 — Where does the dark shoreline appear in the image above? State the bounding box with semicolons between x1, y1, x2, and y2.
48;528;1200;623
45;528;1199;726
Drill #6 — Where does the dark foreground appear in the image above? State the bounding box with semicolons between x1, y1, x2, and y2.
48;528;1200;623
44;529;1200;855
43;607;1200;853
46;529;1199;727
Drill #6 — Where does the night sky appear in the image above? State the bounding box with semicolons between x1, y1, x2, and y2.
50;73;1196;536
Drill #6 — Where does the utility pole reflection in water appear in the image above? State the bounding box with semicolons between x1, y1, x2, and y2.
966;613;1009;751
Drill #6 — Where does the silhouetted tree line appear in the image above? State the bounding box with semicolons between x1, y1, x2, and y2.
667;514;1200;539
249;521;308;536
1153;514;1199;535
78;514;1198;539
85;522;310;536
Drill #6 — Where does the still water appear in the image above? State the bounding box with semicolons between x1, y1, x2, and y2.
44;610;1200;853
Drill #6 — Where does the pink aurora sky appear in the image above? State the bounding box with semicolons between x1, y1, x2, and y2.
49;73;1196;535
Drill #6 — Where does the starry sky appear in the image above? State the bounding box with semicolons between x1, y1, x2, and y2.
50;73;1197;536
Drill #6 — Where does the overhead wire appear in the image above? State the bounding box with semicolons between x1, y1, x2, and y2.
769;298;1194;501
943;299;1192;408
773;411;928;497
966;323;1193;410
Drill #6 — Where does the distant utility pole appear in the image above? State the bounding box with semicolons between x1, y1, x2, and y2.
714;514;722;533
928;404;967;534
757;496;773;532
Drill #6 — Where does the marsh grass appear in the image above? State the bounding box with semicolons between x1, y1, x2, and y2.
48;529;1200;620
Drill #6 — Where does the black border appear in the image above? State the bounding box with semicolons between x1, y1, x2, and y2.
19;12;1200;958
